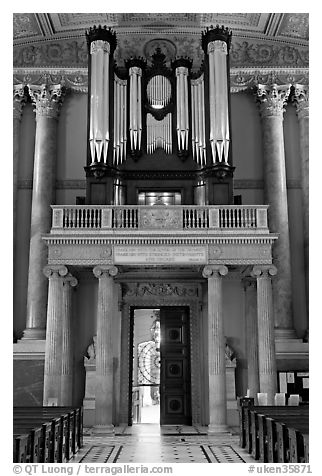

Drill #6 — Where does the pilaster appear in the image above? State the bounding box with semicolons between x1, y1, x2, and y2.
92;265;118;433
202;264;229;432
293;84;309;334
243;278;260;403
43;265;68;405
252;265;277;405
60;273;78;406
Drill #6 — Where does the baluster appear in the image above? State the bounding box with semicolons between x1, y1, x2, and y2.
247;208;251;228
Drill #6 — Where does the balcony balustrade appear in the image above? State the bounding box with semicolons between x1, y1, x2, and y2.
50;205;269;234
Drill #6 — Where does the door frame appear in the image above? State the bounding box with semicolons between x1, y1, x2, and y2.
119;283;202;426
128;306;192;425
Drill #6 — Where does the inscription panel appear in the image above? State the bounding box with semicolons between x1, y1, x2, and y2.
114;245;207;264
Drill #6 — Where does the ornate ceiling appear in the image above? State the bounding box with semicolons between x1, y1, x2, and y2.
13;13;309;71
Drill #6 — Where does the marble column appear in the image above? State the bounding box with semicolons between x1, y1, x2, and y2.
252;265;277;405
256;84;295;339
93;265;118;433
243;278;259;403
202;264;228;432
13;85;27;255
23;84;65;340
60;273;78;406
43;265;68;405
293;85;309;339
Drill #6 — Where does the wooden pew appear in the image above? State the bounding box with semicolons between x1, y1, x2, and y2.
13;432;31;463
13;416;60;462
240;405;308;459
13;406;83;463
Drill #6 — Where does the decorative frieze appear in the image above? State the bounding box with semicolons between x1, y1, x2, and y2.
124;283;199;297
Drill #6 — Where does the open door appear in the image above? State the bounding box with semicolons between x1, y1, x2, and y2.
160;307;192;425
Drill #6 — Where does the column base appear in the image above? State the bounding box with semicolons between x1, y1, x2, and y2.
92;424;114;435
22;328;46;340
207;424;230;434
274;328;298;340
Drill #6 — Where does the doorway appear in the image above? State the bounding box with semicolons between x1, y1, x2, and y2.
129;306;192;426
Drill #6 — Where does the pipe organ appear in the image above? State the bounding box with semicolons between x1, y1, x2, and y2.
85;24;234;205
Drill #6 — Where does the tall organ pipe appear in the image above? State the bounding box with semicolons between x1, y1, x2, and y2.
129;66;143;152
206;38;230;164
175;66;189;153
89;40;110;163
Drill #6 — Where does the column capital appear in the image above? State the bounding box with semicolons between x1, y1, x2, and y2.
93;265;118;279
202;265;228;279
43;265;69;279
256;83;291;118
292;84;309;119
28;83;66;119
251;264;277;278
63;273;78;288
13;84;27;120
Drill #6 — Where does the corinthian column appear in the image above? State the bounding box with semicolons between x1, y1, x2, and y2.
13;85;27;254
252;265;278;405
23;84;65;340
293;85;309;334
43;265;68;405
256;84;295;339
60;273;78;406
243;278;259;403
93;265;118;433
202;264;228;432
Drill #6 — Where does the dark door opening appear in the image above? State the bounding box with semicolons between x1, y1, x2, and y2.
129;306;192;426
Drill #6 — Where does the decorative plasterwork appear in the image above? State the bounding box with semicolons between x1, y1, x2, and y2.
13;36;309;71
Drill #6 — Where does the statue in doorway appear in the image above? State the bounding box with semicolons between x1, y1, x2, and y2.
85;336;97;361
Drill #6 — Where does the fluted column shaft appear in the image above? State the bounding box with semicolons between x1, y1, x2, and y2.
252;265;277;405
93;265;118;431
257;84;294;337
43;266;68;405
24;84;65;339
13;85;27;255
293;85;309;325
243;279;259;402
203;265;228;432
60;274;78;406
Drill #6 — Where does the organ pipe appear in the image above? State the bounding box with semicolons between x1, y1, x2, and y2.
207;40;230;164
174;64;190;153
146;113;172;154
89;40;111;164
129;66;142;152
191;75;206;167
113;76;128;165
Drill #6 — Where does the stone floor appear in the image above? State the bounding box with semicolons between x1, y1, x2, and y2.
72;424;254;463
